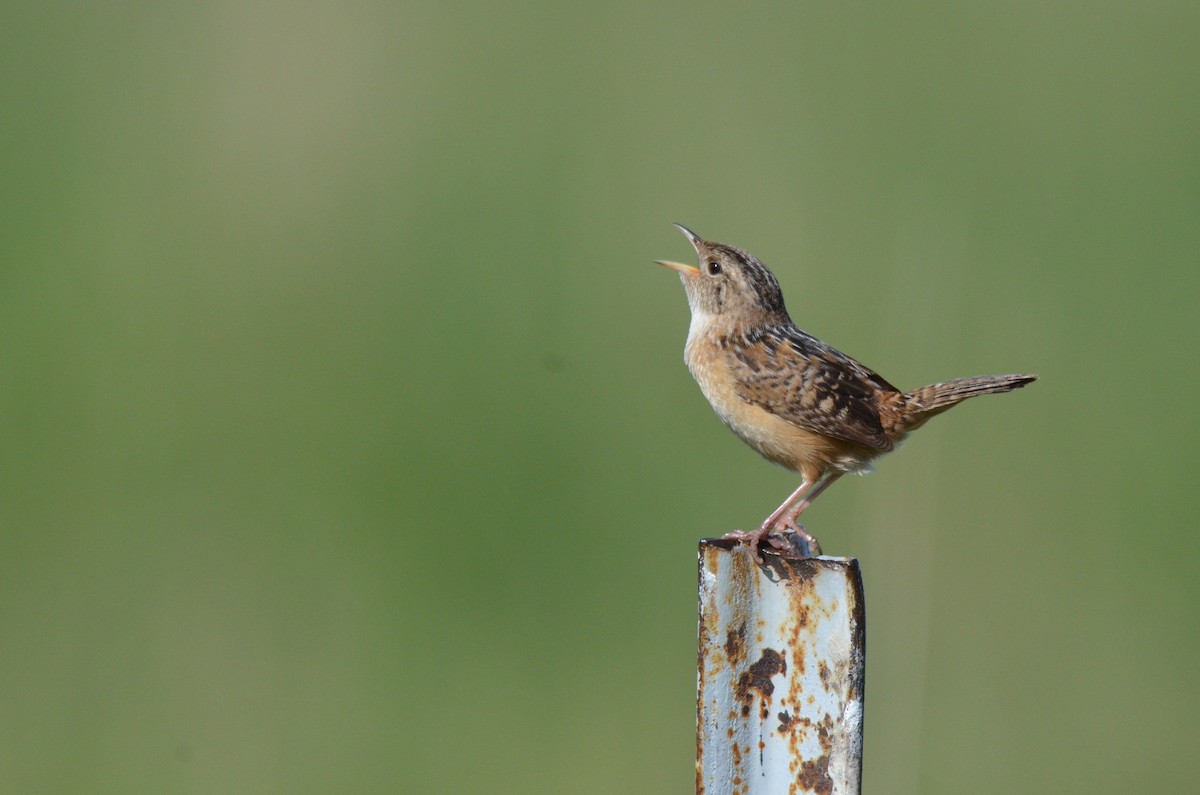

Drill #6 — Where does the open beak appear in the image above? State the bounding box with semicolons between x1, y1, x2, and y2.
656;223;705;275
655;259;700;276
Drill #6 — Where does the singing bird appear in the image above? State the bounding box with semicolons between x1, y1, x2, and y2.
657;224;1036;557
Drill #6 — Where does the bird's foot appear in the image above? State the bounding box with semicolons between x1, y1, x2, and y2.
721;528;772;563
778;522;822;558
721;526;814;563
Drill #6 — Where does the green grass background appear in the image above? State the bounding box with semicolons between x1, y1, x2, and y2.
2;2;1197;793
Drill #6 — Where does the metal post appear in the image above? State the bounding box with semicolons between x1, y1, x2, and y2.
697;539;866;795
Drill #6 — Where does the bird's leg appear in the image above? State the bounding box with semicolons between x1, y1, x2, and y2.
777;471;843;529
764;472;844;559
720;477;816;562
722;472;846;561
758;477;817;532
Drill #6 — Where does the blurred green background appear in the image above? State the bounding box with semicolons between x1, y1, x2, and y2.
2;2;1197;793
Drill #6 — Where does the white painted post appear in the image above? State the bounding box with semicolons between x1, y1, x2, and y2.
697;539;866;795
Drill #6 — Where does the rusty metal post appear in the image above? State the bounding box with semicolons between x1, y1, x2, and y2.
697;539;865;795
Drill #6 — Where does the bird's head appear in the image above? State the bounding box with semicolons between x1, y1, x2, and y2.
656;224;789;325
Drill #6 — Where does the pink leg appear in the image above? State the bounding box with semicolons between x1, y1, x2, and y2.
721;474;834;561
759;477;817;531
778;472;844;528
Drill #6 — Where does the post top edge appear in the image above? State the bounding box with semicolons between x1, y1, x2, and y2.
696;539;859;565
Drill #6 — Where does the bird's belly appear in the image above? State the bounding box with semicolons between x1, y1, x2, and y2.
686;344;873;477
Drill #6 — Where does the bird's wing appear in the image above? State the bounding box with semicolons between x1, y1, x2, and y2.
728;326;897;452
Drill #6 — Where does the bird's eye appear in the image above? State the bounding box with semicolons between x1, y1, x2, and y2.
706;260;722;275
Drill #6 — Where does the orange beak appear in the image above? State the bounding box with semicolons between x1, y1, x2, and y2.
655;259;700;276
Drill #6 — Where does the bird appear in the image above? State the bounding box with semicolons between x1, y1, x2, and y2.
656;223;1036;559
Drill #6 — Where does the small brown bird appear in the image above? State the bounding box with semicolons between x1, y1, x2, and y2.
657;224;1036;558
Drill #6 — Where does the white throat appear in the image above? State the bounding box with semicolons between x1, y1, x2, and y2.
685;307;715;349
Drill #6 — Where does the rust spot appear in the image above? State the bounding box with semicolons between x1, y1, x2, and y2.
735;648;787;701
725;622;746;665
731;742;742;766
777;710;793;733
816;715;833;754
795;755;833;795
818;659;832;691
784;714;819;767
783;568;819;682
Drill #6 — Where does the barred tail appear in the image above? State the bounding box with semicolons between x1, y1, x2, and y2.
899;373;1037;431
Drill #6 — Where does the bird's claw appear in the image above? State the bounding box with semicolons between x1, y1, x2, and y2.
720;522;822;562
779;523;822;558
